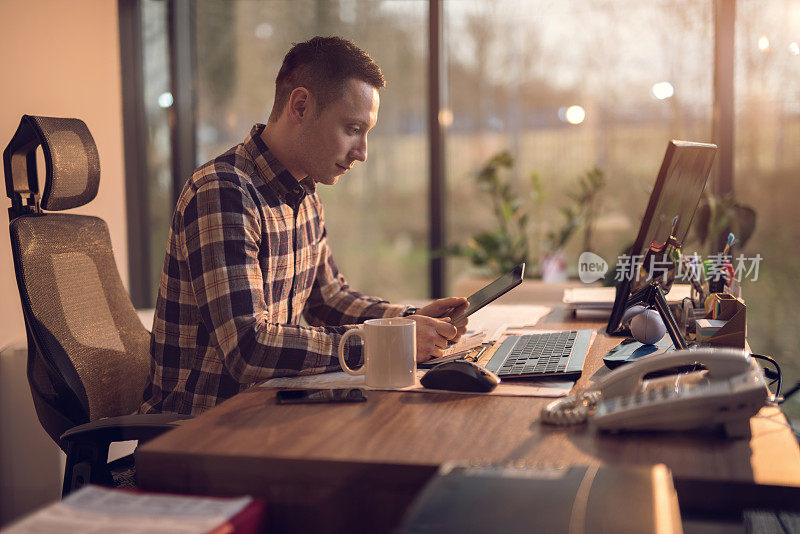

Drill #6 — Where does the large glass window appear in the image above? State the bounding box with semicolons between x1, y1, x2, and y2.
132;0;800;417
444;0;713;286
140;0;173;304
193;0;428;301
735;0;800;418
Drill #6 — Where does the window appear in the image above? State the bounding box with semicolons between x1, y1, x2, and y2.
444;0;713;285
140;0;173;305
735;0;800;417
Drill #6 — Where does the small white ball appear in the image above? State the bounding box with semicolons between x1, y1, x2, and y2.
621;305;647;326
630;309;666;345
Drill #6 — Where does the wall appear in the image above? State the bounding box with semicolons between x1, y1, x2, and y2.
0;0;128;525
0;0;128;349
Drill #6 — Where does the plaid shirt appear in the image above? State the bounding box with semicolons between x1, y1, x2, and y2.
141;124;408;415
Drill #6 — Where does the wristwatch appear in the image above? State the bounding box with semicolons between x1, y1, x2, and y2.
402;306;419;317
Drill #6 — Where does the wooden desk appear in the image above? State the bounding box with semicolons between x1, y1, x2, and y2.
136;308;800;533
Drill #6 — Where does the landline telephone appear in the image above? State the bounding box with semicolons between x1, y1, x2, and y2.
541;348;769;437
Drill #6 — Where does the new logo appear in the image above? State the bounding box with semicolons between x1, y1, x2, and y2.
578;252;608;283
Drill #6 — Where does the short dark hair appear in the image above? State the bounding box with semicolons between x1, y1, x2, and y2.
268;36;385;122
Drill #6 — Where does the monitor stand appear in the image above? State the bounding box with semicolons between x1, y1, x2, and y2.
625;280;688;350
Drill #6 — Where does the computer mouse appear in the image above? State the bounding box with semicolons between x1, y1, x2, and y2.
420;360;500;393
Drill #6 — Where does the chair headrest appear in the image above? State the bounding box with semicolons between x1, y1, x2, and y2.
4;115;100;214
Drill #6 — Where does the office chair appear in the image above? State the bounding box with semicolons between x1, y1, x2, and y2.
4;115;188;497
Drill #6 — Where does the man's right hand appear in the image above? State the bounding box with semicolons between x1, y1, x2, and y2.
407;315;458;362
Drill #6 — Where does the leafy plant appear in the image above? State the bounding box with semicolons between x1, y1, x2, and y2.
545;166;606;254
442;151;606;278
441;151;543;275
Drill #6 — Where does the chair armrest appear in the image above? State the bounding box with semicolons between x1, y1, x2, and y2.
60;413;191;445
59;414;192;496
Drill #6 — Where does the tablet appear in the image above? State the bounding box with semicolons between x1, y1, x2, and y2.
451;263;525;324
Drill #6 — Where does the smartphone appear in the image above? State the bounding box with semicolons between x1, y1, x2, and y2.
450;263;525;324
275;388;367;405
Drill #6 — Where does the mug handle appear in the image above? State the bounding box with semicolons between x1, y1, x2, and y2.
338;327;366;376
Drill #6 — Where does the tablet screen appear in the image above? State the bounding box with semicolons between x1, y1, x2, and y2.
451;264;525;323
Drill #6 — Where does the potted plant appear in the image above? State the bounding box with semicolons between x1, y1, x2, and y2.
443;150;606;284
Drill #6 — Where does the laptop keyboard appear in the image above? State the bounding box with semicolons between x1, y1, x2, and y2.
485;330;591;379
503;331;575;374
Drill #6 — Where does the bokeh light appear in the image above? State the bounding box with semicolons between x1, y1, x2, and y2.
157;92;173;108
651;81;675;100
255;23;273;40
565;105;586;125
438;108;453;127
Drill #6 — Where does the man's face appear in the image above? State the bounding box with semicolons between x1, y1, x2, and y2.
299;78;379;185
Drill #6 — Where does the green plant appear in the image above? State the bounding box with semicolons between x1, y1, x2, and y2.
442;150;543;275
443;151;606;278
545;166;606;255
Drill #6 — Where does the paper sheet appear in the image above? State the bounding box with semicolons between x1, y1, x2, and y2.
2;485;253;534
441;331;486;356
259;369;571;398
563;284;692;309
466;304;551;342
418;331;487;367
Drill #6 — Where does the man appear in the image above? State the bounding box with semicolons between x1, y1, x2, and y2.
141;36;467;415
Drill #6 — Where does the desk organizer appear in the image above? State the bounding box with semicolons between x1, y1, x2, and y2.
704;293;746;349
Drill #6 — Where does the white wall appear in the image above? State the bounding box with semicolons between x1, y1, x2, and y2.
0;0;129;349
0;0;128;525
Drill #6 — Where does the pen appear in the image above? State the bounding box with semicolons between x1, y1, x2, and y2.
722;233;735;257
468;346;487;363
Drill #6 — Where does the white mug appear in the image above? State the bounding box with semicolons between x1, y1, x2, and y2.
338;318;417;388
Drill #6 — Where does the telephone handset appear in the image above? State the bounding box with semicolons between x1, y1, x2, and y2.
541;348;769;438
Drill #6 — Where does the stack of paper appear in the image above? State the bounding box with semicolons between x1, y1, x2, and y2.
2;485;266;533
563;284;692;317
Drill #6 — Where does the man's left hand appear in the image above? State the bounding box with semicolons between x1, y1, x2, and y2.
416;296;469;342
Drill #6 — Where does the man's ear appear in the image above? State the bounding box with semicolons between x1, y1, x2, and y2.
287;87;312;124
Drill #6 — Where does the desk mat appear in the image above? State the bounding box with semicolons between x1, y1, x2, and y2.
259;306;594;398
258;369;571;398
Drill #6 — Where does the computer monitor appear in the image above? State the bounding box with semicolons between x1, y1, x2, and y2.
606;140;717;337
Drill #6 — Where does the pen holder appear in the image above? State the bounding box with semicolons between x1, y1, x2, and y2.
703;293;746;349
680;298;708;339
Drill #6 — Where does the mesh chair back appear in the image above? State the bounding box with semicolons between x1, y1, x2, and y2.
11;216;150;425
5;115;149;447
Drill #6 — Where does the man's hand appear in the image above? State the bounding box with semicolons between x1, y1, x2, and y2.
417;296;469;340
410;297;469;361
407;315;457;362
